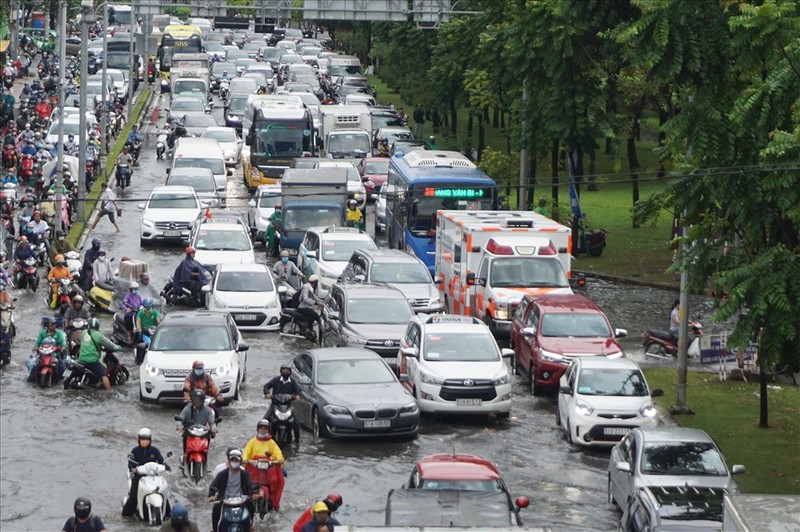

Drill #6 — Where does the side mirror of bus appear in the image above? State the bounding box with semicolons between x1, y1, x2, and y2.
466;272;475;286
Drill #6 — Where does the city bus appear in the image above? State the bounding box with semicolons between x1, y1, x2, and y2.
157;25;204;82
108;4;133;27
385;150;498;276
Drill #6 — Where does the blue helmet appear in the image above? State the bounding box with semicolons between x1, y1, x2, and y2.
91;238;101;247
171;504;188;524
142;298;153;308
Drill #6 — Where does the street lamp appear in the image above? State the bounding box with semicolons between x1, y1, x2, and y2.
79;0;95;223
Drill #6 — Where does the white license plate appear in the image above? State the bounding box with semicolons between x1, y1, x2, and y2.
173;383;184;391
604;427;630;436
235;314;258;321
456;398;482;406
364;419;391;428
163;230;182;237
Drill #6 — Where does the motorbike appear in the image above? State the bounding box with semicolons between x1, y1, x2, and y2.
68;317;88;358
2;145;17;169
62;347;130;389
211;494;251;532
244;456;283;519
31;342;61;387
161;270;209;308
51;277;81;314
19;153;34;181
176;422;211;484
64;250;82;281
643;321;704;359
219;79;230;101
134;326;156;365
155;131;167;160
15;257;39;292
88;279;115;313
112;310;140;347
116;163;131;190
2;182;17;209
128;139;142;165
0;298;15;366
31;233;48;267
123;453;174;526
267;393;296;448
3;74;13;90
277;284;320;343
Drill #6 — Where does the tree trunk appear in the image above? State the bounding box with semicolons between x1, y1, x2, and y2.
658;105;669;178
466;111;474;139
527;157;537;208
759;364;769;428
551;140;560;219
605;137;613;155
628;133;640;228
500;111;506;129
449;95;457;138
493;108;499;128
587;148;598;191
477;110;485;162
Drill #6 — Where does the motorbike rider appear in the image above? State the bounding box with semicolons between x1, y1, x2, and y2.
49;229;75;264
170;247;212;299
2;167;17;185
64;294;90;344
92;250;113;287
122;427;170;518
208;448;256;532
62;497;107;532
280;274;323;332
159;503;200;532
30;317;68;380
345;199;363;228
78;317;119;391
377;137;390;156
273;250;303;288
299;501;341;532
80;238;102;290
21;139;36;157
64;134;78;156
293;494;343;532
177;389;218;452
669;299;680;340
12;236;37;287
121;281;143;343
263;364;301;443
29;210;50;254
47;254;72;308
135;298;161;335
127;124;143;146
265;205;282;256
183;360;224;405
242;419;285;466
116;145;134;182
138;271;160;302
147;57;156;83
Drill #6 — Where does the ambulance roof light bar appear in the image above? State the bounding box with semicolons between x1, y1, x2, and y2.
485;239;514;255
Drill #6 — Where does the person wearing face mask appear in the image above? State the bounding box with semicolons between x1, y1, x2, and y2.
120;282;143;343
49;229;75;264
182;360;224;405
92;250;113;287
263;364;301;443
208;449;256;532
122;428;170;518
138;271;160;303
273;250;303;289
242;419;286;511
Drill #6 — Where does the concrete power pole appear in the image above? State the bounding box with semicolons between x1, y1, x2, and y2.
9;0;20;58
54;0;67;232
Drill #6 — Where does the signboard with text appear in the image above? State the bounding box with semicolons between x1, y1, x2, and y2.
699;333;757;365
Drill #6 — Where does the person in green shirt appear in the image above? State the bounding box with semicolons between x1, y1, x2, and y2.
78;317;120;391
134;299;161;364
34;317;68;353
266;206;282;257
533;196;551;217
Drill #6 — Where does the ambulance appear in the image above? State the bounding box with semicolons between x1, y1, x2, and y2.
435;210;574;339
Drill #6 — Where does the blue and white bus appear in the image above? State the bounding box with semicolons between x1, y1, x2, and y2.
385;150;498;276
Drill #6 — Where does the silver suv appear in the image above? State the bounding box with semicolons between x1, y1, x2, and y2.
340;249;445;314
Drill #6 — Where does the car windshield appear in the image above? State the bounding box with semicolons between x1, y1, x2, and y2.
423;333;499;362
205;42;224;52
540;313;612;337
320;238;376;262
407;186;493;235
203;129;236;143
330;64;361;76
283;208;340;231
185;115;218;128
365;160;389;174
51;122;81;136
420;479;502;492
212;62;230;75
577;368;648;397
327;133;370;155
641;441;728;476
316;358;395;385
490;258;568;288
86;84;104;95
194;229;251;251
151;325;231;351
174;157;225;176
216;270;273;292
172;99;204;112
281;54;303;64
370;262;431;284
108;71;124;82
148;194;197;209
372;115;402;132
167;174;215;192
258;194;281;208
174;81;206;94
230;79;257;92
347;298;412;324
228;98;247;113
254;124;311;158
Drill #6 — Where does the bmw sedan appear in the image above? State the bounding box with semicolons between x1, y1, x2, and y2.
290;348;420;439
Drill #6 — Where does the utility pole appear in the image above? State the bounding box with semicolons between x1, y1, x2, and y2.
518;78;528;210
127;6;135;118
671;209;694;415
54;0;66;232
9;0;20;58
78;0;93;223
100;4;108;161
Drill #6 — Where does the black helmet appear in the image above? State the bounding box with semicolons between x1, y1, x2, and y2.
190;389;205;408
74;497;91;519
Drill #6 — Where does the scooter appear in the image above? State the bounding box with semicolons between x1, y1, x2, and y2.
112;310;138;347
176;421;212;484
62;347;130;389
15;257;39;292
0;298;15;366
219;79;230;101
64;250;82;281
51;277;80;314
123;453;173;526
134;326;155;365
161;270;209;308
244;456;283;519
128;139;142;165
88;279;115;313
68;318;88;358
211;494;251;532
116;163;131;190
643;321;703;359
267;393;296;448
156;130;167;160
30;342;62;387
278;285;320;342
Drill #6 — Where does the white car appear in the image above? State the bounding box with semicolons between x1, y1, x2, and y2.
557;357;662;448
397;315;514;417
189;219;255;266
201;127;243;166
203;264;281;331
105;68;129;103
297;226;377;297
247;185;281;244
138;186;201;246
139;311;249;403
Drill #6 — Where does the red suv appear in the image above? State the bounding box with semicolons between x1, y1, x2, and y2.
510;294;627;395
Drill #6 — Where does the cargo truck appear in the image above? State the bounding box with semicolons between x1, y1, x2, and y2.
319;105;372;159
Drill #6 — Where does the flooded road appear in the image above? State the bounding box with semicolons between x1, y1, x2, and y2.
0;90;711;531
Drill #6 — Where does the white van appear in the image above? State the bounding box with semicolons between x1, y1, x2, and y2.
170;138;231;194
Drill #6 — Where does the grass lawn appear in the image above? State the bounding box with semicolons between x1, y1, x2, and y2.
369;75;676;285
644;368;800;494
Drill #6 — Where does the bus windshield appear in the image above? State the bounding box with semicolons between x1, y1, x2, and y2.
254;122;311;158
407;185;494;235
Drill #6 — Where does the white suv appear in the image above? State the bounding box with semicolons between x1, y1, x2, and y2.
139;186;201;246
297;226;377;297
397;315;514;417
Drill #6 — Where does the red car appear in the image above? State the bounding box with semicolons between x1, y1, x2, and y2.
360;156;390;193
510;294;627;396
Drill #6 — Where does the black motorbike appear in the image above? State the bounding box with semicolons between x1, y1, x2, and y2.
62;348;130;389
278;286;320;343
116;163;131;190
134;326;156;365
161;271;207;308
127;139;142;165
267;393;296;448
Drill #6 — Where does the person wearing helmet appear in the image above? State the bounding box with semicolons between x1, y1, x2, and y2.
263;364;301;443
242;419;286;511
293;494;343;532
159;502;200;532
272;249;303;289
182;360;224;405
345;198;363;229
64;294;91;348
177;388;218;453
92;250;113;287
170;246;212;298
298;500;341;532
120;281;143;343
78;238;102;290
280;274;323;332
533;196;550;217
138;271;160;302
2;167;18;186
49;228;76;264
208;448;255;532
30;317;68;381
46;253;72;309
62;497;107;532
378;137;390;156
78;316;120;390
122;428;170;518
13;235;38;287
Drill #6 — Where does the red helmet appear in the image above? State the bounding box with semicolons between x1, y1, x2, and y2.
324;493;343;510
185;246;196;254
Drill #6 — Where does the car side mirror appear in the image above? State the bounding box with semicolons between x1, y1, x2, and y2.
433;276;443;284
615;328;628;338
398;373;409;383
515;496;530;509
227;169;234;176
466;272;475;286
277;285;288;294
731;464;746;475
616;462;632;473
237;341;249;352
305;250;318;259
137;203;145;209
651;388;664;397
559;385;572;395
501;348;514;359
400;346;418;358
521;327;535;338
248;200;255;207
201;285;211;293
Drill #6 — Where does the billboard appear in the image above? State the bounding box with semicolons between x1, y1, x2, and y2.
699;333;757;365
304;0;408;21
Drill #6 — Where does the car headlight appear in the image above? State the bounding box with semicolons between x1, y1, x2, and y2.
215;363;233;377
492;372;510;385
428;296;443;306
322;404;349;415
640;402;657;418
345;333;367;345
274;409;292;421
266;297;277;309
141;218;155;228
539;349;566;363
575;399;594;417
494;305;509;321
400;401;419;414
213;296;227;309
144;363;160;376
420;371;444;386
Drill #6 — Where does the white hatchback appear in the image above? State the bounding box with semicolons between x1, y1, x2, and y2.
190;221;255;267
203;264;281;331
297;226;377;297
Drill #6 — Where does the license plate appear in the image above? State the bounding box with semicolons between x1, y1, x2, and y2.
364;419;391;428
235;314;258;321
173;383;184;391
456;398;482;406
62;369;71;379
604;427;630;436
163;230;182;237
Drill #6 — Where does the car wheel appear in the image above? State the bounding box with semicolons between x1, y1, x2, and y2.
555;404;561;426
312;407;329;438
565;418;574;444
529;367;541;396
608;474;618;507
233;379;240;401
496;411;510;419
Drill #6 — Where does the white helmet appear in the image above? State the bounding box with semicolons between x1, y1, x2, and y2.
308;274;319;283
130;281;139;290
137;427;152;440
